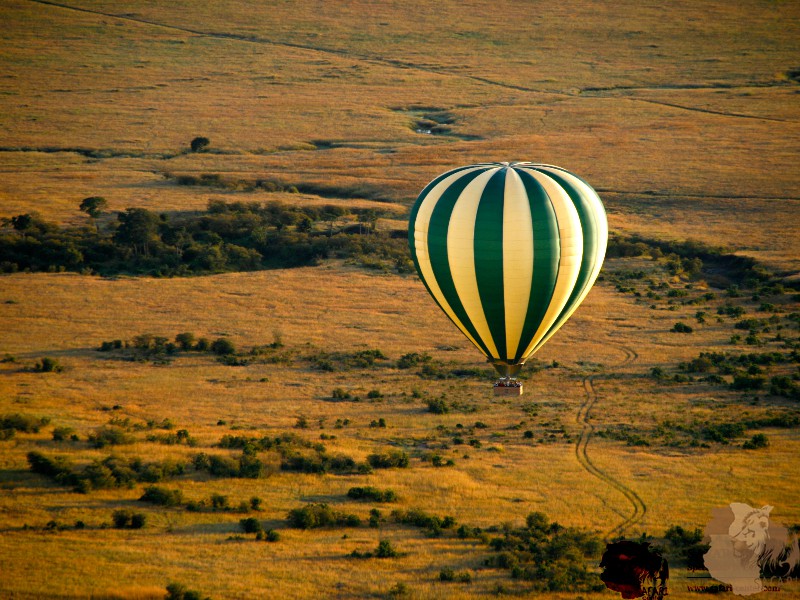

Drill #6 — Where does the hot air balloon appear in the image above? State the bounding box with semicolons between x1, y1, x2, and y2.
408;162;608;395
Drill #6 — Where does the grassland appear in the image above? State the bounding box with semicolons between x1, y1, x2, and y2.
1;0;799;598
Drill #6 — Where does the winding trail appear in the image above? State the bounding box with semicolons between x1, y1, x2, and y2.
574;341;647;540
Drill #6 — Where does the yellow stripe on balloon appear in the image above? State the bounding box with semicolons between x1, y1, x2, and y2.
517;168;583;360
501;167;534;359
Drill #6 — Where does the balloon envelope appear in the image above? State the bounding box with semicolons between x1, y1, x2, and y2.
408;162;608;377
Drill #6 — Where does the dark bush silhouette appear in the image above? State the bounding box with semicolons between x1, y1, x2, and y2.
112;509;146;529
287;503;360;529
2;414;50;433
34;357;62;372
485;512;604;592
347;486;397;502
79;196;107;219
240;517;262;533
367;450;409;469
351;539;398;559
211;338;236;356
165;582;210;600
190;137;210;152
139;485;183;507
743;433;769;449
87;425;133;448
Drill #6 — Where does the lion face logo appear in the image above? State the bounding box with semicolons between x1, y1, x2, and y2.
704;503;799;596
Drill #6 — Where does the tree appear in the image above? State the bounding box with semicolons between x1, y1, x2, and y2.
79;196;108;219
175;332;196;350
114;208;161;256
321;205;347;237
210;338;236;355
190;136;210;152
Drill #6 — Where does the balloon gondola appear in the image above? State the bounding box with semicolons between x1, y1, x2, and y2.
408;162;608;394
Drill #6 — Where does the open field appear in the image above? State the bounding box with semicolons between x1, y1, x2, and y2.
1;0;799;598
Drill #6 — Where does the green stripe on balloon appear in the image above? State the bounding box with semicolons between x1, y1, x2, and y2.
426;168;493;358
473;168;507;360
513;168;560;362
530;167;603;354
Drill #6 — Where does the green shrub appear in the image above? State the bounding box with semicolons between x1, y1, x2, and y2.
731;374;766;390
743;433;769;449
426;398;449;414
87;425;133;448
240;517;262;533
211;494;229;511
52;426;75;441
34;357;63;372
175;332;196;350
139;485;183;507
210;338;236;355
397;352;430;369
671;322;693;333
112;509;146;529
165;581;210;600
367;450;409;469
376;539;398;558
331;388;352;400
347;486;397;502
2;413;50;433
287;503;360;529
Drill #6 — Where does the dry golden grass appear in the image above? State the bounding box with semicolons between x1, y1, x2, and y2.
1;0;799;597
1;264;798;598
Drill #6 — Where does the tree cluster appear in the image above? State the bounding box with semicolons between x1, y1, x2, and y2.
1;200;410;276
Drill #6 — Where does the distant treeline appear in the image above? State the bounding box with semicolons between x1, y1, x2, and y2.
605;233;784;288
2;202;791;287
0;200;411;276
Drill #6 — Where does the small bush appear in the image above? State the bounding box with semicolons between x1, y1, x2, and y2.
210;338;236;356
331;388;352;400
112;509;146;529
165;582;210;600
397;352;431;369
51;426;75;441
189;137;210;152
240;517;262;533
347;486;397;503
671;322;693;333
34;357;63;372
87;426;133;448
139;485;183;507
175;332;196;350
426;398;449;414
287;503;360;529
376;539;398;558
367;450;409;469
743;433;769;449
2;413;50;433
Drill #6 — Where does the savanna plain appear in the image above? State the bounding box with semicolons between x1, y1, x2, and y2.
1;1;799;598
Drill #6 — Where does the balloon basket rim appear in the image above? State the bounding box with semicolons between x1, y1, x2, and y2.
493;379;523;396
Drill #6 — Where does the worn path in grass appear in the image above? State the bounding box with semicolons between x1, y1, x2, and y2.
575;339;647;539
